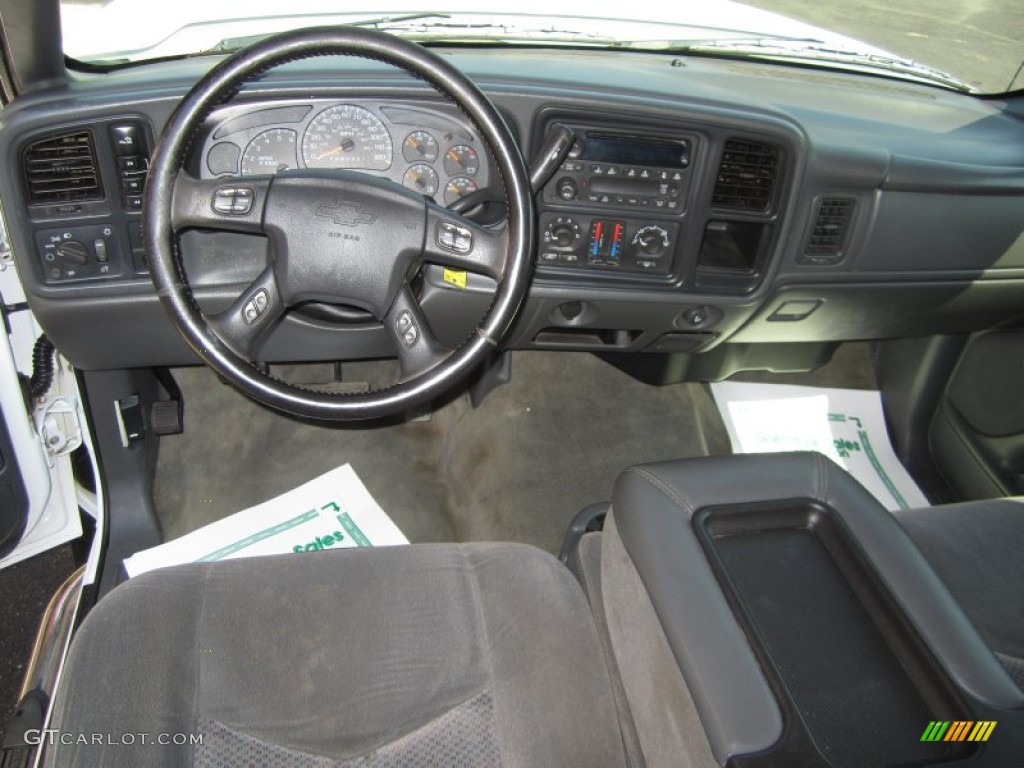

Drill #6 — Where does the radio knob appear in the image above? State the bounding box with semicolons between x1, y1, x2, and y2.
556;177;578;201
55;240;89;267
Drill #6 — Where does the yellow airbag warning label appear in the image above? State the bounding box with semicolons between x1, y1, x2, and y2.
442;268;468;290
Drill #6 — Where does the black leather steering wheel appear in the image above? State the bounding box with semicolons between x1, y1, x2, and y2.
144;27;534;421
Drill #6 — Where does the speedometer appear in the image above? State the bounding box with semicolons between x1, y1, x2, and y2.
301;105;393;170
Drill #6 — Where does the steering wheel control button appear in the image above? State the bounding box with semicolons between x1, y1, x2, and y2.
436;220;473;254
232;188;255;214
213;188;235;214
395;311;419;347
213;186;256;216
243;289;270;325
395;311;419;346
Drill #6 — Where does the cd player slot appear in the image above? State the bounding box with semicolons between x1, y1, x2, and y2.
541;126;696;214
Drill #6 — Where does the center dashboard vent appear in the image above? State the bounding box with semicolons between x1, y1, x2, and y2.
712;138;779;213
23;130;103;205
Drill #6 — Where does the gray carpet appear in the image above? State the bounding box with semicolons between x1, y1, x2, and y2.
154;351;729;554
154;344;876;554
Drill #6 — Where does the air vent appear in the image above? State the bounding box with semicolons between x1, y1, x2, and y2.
803;197;857;264
712;139;779;212
23;131;103;205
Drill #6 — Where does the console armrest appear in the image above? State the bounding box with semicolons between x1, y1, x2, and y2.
611;452;1023;765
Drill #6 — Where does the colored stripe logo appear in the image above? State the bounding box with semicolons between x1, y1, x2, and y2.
921;721;997;742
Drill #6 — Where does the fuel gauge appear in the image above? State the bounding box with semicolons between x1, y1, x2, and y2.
402;131;439;163
403;163;440;197
444;176;478;206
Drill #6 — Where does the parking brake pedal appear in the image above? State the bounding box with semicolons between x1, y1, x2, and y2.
151;368;183;436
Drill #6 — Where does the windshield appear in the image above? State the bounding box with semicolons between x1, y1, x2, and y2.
60;0;1022;94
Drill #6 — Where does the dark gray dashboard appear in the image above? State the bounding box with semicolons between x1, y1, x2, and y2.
2;48;1023;371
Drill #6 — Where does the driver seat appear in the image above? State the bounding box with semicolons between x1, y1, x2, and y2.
43;544;628;767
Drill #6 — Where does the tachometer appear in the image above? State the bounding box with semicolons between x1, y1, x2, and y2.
302;105;393;170
240;129;298;175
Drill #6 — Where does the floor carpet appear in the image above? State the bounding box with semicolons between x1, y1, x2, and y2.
155;351;733;554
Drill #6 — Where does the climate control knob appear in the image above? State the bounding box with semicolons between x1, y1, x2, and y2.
632;225;670;258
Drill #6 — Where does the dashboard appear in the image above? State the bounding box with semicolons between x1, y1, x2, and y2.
2;48;1024;376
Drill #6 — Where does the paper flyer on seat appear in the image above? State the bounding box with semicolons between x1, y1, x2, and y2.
124;463;407;577
711;382;929;511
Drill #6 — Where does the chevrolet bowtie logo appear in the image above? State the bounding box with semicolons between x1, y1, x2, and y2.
315;200;378;227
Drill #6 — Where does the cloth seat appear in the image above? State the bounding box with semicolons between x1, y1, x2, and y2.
44;543;627;767
894;498;1024;690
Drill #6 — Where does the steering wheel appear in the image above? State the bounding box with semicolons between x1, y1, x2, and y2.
144;27;534;421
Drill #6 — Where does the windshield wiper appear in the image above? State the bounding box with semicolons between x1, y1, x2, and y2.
631;37;973;93
209;13;455;54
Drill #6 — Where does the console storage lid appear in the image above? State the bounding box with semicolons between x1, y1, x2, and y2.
606;452;1024;767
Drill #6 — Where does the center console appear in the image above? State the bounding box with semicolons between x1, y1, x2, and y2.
586;454;1024;768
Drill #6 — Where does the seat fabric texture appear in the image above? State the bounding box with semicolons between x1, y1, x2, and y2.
43;543;627;767
894;498;1024;689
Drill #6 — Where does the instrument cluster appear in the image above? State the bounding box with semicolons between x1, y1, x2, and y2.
200;100;489;206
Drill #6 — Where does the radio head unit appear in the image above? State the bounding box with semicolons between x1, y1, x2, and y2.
542;128;696;214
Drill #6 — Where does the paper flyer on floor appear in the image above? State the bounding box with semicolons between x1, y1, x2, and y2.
710;382;928;511
124;464;407;577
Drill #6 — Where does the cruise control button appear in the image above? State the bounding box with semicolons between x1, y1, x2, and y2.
396;310;413;333
402;325;419;347
243;289;269;324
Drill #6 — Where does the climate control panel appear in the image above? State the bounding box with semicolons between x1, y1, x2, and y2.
538;213;677;275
